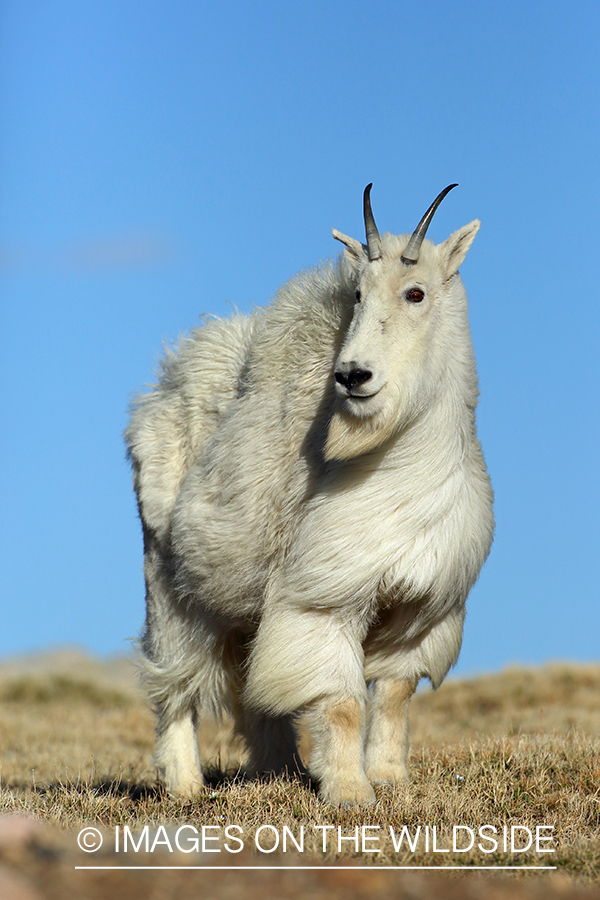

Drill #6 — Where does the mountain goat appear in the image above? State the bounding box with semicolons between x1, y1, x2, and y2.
126;184;494;805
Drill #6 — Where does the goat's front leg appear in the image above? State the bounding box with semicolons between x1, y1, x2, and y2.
246;590;373;805
304;694;375;806
364;677;417;785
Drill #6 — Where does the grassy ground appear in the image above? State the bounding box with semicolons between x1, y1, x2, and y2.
0;653;599;899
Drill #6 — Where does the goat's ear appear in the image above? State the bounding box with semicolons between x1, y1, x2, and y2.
332;228;365;265
439;220;480;277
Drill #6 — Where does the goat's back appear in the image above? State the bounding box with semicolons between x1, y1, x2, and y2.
125;312;256;541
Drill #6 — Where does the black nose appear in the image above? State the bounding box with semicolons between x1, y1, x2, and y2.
335;366;373;390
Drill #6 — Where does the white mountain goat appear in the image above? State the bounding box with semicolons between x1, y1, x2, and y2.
126;184;494;805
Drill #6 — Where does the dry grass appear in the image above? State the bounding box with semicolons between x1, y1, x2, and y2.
0;655;599;899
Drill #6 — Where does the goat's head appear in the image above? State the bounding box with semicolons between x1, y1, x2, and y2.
325;184;480;461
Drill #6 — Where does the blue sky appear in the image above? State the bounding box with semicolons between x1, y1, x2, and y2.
1;0;598;675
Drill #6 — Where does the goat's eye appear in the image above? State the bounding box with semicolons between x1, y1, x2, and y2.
406;288;424;303
355;290;362;303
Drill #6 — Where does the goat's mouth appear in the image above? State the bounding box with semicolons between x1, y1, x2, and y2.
335;381;383;402
335;383;380;400
346;390;378;400
341;388;384;417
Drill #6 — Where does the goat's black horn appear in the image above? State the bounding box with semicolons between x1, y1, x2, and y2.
401;184;458;265
363;183;382;262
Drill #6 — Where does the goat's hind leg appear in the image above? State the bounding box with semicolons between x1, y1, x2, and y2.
140;638;206;797
154;700;204;798
237;707;305;781
140;536;209;798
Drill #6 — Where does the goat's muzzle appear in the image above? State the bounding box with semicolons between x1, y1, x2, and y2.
334;362;374;396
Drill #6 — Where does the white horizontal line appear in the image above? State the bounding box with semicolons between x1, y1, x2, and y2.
75;865;558;871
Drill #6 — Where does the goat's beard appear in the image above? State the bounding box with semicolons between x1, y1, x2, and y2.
324;393;401;461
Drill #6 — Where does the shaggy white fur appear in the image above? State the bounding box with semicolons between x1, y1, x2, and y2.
125;188;494;804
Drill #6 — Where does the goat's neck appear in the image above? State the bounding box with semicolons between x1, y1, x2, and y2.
370;384;475;482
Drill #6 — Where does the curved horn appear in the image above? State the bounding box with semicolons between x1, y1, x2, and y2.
363;183;381;261
401;184;458;265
